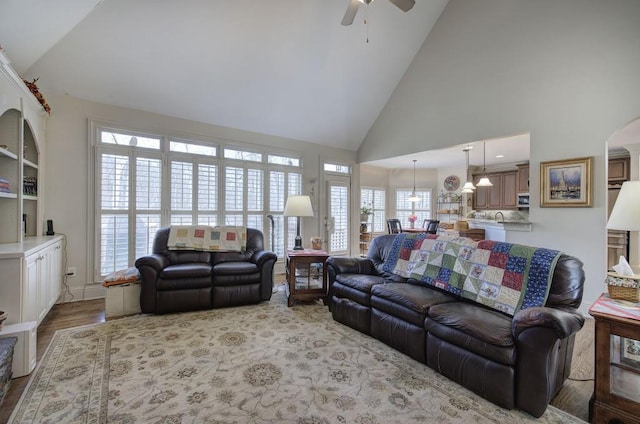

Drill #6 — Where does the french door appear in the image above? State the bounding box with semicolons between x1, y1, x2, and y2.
324;177;350;256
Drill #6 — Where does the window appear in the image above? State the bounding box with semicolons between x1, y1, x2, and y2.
395;189;432;227
324;162;350;174
361;188;386;233
94;124;302;280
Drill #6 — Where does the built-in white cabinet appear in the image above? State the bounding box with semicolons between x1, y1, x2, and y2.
0;236;64;327
0;50;47;243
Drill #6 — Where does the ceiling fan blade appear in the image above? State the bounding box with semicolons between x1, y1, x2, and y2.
341;0;361;26
388;0;415;12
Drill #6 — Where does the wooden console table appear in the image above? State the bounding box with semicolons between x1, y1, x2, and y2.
285;249;329;307
589;294;640;423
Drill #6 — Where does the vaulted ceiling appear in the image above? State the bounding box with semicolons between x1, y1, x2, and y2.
0;0;448;151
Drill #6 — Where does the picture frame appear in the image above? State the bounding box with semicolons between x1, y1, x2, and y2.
540;156;593;207
620;338;640;369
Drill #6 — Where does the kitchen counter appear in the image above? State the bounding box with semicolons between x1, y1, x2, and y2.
464;219;532;242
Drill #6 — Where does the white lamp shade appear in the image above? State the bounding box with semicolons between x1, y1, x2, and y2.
462;181;476;191
408;193;421;202
284;195;314;217
476;177;493;187
607;181;640;231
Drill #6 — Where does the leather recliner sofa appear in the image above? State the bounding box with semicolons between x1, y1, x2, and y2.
135;227;277;314
326;233;585;418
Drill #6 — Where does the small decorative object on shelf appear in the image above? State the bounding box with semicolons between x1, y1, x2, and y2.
360;203;373;223
23;176;37;196
0;177;10;194
0;310;6;330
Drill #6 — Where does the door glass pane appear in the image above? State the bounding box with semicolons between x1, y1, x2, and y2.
329;184;349;253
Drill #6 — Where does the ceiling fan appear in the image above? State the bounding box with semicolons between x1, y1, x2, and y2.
341;0;415;26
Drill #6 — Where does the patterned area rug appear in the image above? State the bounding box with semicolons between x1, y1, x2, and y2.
9;291;586;423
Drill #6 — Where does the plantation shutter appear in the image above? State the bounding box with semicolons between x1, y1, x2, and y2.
99;153;130;275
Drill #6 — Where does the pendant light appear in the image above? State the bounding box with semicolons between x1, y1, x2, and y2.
476;141;493;187
461;146;475;193
408;159;421;202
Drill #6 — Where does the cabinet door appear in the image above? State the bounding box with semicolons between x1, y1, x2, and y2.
487;173;502;209
49;241;63;305
473;176;488;209
502;171;518;209
517;164;529;193
608;158;629;182
37;249;49;324
24;255;39;323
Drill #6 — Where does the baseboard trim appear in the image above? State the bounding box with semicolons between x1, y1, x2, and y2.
59;284;105;303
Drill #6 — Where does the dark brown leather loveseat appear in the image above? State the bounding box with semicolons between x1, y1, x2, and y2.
326;233;585;418
135;227;277;314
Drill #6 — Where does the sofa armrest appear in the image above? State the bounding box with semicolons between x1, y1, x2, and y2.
512;306;585;340
326;256;376;276
135;254;169;272
251;250;278;268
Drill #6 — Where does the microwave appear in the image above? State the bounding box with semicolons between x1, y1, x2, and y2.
517;193;530;207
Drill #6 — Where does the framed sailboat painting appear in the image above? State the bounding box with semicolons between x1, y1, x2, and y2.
540;156;593;207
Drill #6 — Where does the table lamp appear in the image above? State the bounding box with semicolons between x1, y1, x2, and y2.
607;180;640;268
284;195;314;250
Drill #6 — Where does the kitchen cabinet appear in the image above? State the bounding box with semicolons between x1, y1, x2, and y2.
516;163;529;193
608;157;629;183
473;171;518;210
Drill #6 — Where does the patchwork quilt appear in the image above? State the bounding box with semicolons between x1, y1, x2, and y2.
167;225;247;252
382;233;562;316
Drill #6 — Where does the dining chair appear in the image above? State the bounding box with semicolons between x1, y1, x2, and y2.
422;219;439;234
387;219;403;234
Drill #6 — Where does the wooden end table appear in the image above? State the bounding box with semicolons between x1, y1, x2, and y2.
588;293;640;423
285;249;329;307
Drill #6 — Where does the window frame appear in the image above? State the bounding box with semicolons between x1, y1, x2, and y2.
90;121;303;282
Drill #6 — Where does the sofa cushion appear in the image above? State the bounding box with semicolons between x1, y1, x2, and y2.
332;274;386;306
213;261;258;276
160;263;212;279
371;283;456;327
426;302;516;365
335;274;386;293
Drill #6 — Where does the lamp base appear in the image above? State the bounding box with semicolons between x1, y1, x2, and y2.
293;235;304;250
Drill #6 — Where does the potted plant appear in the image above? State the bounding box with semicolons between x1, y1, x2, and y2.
360;204;373;223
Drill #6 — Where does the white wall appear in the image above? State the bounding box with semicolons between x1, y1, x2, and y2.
359;0;640;312
44;94;357;300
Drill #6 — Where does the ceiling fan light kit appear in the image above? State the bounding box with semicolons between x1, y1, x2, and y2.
341;0;415;26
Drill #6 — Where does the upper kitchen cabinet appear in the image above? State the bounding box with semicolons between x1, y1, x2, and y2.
608;157;629;183
0;51;47;242
516;163;529;193
473;170;518;210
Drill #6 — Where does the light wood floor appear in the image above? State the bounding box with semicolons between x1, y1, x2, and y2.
0;299;594;423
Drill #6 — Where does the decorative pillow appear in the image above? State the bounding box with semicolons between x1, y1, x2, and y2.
102;266;140;287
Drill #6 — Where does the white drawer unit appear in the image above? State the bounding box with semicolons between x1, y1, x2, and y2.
0;321;37;377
